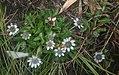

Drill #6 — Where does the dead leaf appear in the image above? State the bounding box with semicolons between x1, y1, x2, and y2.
89;0;96;15
93;23;104;30
117;71;119;75
6;51;29;59
79;0;82;18
100;0;106;2
59;0;77;14
83;0;88;5
116;29;119;35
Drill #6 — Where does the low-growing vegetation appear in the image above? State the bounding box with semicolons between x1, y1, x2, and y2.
0;0;119;75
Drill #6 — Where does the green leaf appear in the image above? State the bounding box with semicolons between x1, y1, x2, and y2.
43;50;54;54
97;28;106;32
21;27;31;31
85;57;115;75
33;36;40;41
15;42;22;51
13;37;23;41
28;41;38;48
36;46;42;56
0;3;3;19
39;33;45;44
85;12;92;18
101;2;112;6
82;18;90;30
20;41;27;50
52;8;59;16
86;39;93;45
105;61;110;68
103;49;108;53
80;26;87;32
69;51;75;58
98;18;111;23
79;55;99;75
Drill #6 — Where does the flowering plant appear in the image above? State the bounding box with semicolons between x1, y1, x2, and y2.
0;7;115;75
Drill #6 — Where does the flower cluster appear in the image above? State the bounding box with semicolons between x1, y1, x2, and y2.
21;31;31;40
7;23;19;36
72;18;84;29
6;15;107;70
46;37;76;57
94;52;105;63
27;56;42;68
45;17;56;26
46;40;55;50
62;37;76;52
54;47;66;57
7;22;32;40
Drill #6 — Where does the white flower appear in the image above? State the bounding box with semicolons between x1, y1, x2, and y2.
27;56;42;68
62;37;76;52
46;40;55;50
45;17;56;26
54;47;66;57
47;17;56;22
72;18;84;29
21;32;31;40
94;52;105;63
7;23;19;36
